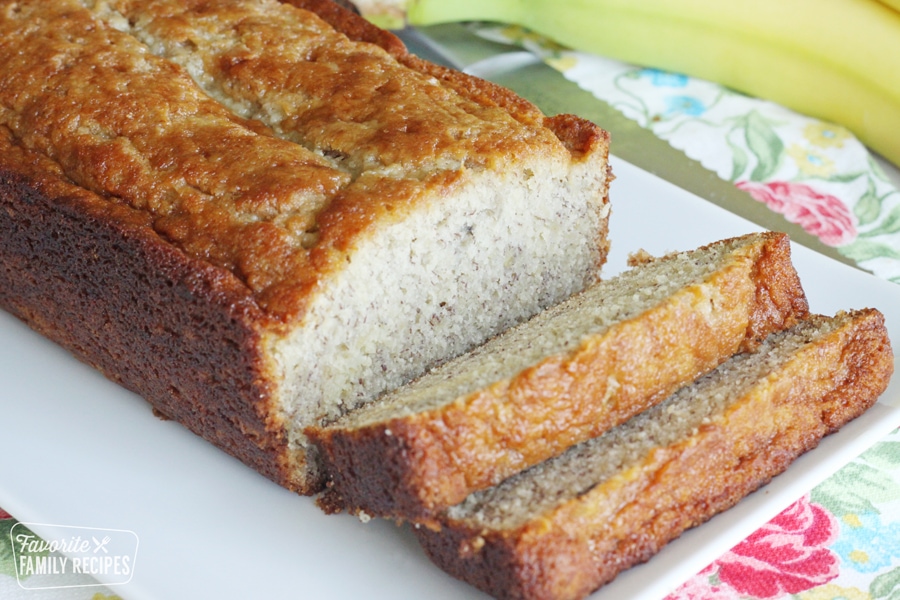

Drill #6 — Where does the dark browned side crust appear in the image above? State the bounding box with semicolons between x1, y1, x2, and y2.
0;130;301;488
309;232;810;520
414;309;894;600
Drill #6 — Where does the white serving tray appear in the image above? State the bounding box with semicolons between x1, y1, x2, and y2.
1;156;898;600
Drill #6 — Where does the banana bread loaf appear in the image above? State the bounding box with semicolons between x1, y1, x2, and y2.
415;309;894;600
0;0;611;493
309;232;809;520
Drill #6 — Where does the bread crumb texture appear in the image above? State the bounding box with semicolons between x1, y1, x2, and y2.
339;234;751;427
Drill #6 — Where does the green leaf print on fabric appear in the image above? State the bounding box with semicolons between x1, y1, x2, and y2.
861;205;900;238
871;565;900;600
744;111;784;181
811;462;900;516
0;520;47;580
856;177;885;226
861;442;900;471
841;239;900;263
727;134;750;182
0;519;16;578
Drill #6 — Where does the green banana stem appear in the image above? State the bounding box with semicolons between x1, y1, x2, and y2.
401;0;900;168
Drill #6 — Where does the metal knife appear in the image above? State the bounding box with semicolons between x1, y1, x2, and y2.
397;23;854;268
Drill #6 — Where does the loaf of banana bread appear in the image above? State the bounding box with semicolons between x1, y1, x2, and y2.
0;0;611;493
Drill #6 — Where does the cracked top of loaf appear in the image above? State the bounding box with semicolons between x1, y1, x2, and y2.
0;0;608;321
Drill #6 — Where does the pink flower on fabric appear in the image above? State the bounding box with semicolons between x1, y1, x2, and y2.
717;496;840;598
665;496;840;600
736;180;857;246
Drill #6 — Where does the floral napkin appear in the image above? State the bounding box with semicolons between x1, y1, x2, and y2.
666;428;900;600
475;24;900;285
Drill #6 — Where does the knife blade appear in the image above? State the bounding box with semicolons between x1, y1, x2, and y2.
397;23;855;268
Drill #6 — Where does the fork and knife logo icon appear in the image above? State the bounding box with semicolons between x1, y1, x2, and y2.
91;535;111;554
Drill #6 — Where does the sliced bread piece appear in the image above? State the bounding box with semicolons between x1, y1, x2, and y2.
414;309;894;600
308;232;809;519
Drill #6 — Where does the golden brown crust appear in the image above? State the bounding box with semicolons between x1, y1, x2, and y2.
282;0;609;157
415;309;894;600
743;232;813;349
282;0;409;56
0;0;348;321
283;0;544;127
309;233;809;520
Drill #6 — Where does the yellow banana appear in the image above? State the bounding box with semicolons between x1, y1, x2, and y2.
876;0;900;11
356;0;900;168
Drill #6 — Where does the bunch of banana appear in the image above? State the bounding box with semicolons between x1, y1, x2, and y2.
354;0;900;168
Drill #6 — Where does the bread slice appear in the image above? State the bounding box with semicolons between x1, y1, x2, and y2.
0;0;610;493
308;232;810;519
415;309;894;600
